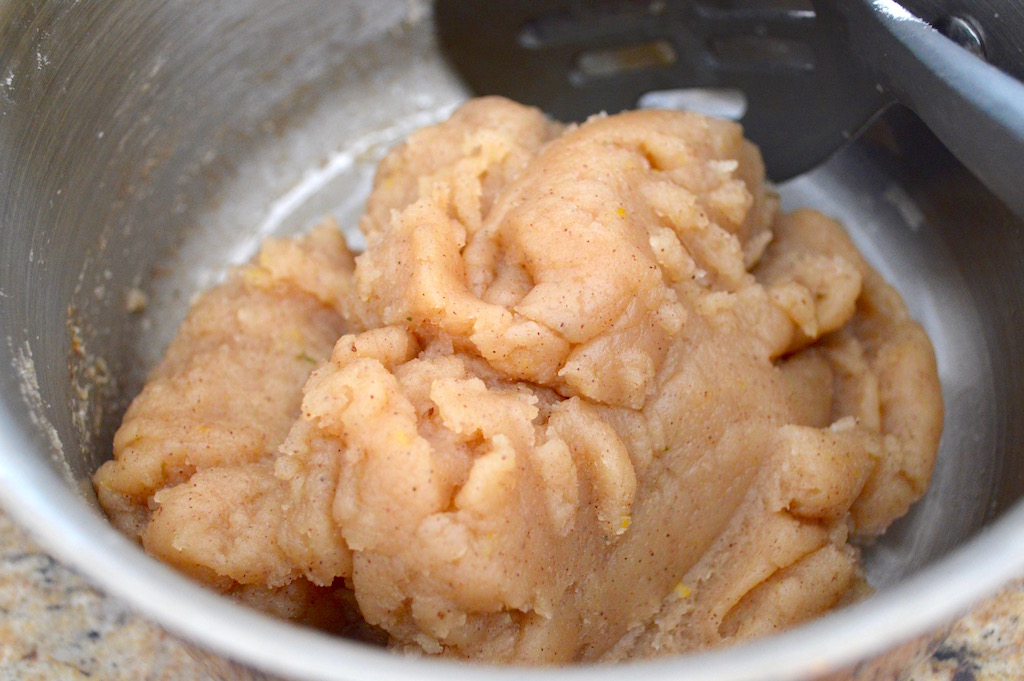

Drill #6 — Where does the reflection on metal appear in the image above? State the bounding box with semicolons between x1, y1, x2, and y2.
637;87;748;120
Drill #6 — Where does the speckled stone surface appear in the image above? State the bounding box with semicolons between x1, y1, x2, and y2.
901;581;1024;681
0;512;213;681
1;508;1021;681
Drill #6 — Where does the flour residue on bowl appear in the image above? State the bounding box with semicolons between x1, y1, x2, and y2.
8;338;74;486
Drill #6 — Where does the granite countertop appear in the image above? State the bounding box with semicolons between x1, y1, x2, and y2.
1;509;1022;681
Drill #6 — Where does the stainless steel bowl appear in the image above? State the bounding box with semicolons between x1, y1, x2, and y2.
2;2;1023;680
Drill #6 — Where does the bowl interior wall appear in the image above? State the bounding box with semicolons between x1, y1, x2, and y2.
1;0;1022;627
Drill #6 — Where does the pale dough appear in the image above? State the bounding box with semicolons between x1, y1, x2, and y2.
94;97;943;663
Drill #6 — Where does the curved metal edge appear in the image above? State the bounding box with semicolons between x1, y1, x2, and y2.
3;402;1024;681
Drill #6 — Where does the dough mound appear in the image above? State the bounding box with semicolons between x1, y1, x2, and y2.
94;97;943;663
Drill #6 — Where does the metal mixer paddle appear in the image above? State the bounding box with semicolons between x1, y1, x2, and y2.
435;0;1024;219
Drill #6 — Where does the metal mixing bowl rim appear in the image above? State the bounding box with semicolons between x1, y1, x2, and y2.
2;409;1022;681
